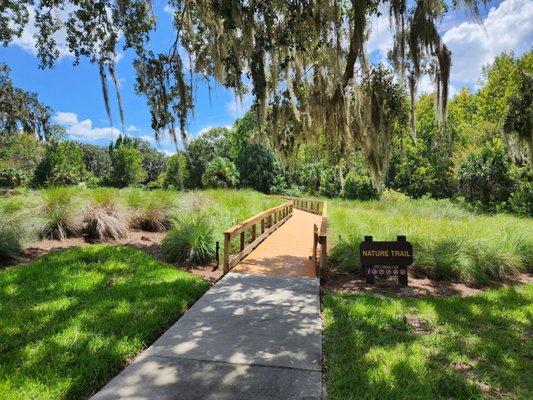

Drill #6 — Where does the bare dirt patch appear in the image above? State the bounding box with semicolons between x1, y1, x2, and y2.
15;230;224;284
324;264;533;297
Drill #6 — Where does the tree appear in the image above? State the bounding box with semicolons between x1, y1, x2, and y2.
165;153;190;190
78;143;113;183
236;143;280;193
187;128;231;188
504;52;533;164
1;1;483;186
33;141;87;187
201;157;239;188
458;141;515;213
0;134;45;174
0;64;62;141
110;145;147;187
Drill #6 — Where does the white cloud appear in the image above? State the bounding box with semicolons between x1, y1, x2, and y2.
53;112;78;126
443;0;533;88
11;6;72;59
53;111;120;141
163;4;175;14
139;134;155;144
126;125;140;132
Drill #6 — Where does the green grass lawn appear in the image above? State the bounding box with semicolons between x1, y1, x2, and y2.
323;284;533;399
0;245;210;400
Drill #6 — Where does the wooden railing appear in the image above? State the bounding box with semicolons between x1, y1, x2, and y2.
223;201;294;274
292;198;323;215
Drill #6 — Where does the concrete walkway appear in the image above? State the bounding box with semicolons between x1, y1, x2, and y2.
91;273;322;400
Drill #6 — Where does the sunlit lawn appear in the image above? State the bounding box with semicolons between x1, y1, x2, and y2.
323;284;533;399
0;245;210;400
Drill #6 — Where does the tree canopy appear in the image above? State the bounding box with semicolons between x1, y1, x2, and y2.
2;0;488;184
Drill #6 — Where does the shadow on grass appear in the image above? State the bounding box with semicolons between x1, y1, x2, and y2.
0;245;210;400
323;285;532;399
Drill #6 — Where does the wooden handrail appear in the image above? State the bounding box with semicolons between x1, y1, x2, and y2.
318;202;328;281
223;201;294;274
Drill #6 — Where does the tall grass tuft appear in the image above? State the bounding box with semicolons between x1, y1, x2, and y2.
161;212;216;264
37;187;85;240
0;204;23;264
84;188;128;241
329;197;533;283
127;189;178;232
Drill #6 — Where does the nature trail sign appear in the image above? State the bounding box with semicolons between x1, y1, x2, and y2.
360;235;413;286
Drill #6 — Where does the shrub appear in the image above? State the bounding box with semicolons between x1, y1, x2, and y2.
0;203;24;264
458;142;514;213
37;187;85;240
0;168;29;188
164;153;190;190
33;141;87;187
343;171;378;200
0;133;45;178
110;145;147;187
319;167;341;197
201;157;239;188
84;188;128;241
380;188;410;202
128;190;178;232
161;213;216;264
236;143;280;193
79;143;113;183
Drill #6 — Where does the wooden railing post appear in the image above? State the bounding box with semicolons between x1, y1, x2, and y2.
240;231;245;251
252;224;257;241
223;232;230;274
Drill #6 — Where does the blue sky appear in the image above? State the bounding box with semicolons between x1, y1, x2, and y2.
1;0;531;154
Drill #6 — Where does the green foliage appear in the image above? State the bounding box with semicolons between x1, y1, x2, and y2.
319;167;341;197
458;141;515;213
0;168;28;188
0;202;25;264
0;134;45;184
0;64;62;141
201;157;239;188
165;153;190;190
386;94;456;198
33;141;87;187
110;145;147;187
187;128;231;188
78;143;112;183
161;213;216;264
323;285;533;400
0;245;209;400
343;170;377;200
37;187;85;240
236;143;280;193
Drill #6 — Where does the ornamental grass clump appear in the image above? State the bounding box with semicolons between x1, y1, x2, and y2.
329;197;532;284
0;202;24;264
37;187;85;240
161;212;216;265
128;189;178;232
84;188;128;241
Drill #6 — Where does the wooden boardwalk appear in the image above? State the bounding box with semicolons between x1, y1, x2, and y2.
232;209;322;277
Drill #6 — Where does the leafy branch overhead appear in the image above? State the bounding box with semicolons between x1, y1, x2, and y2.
2;0;486;184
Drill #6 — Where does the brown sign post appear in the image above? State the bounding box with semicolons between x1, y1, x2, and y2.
360;235;413;286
